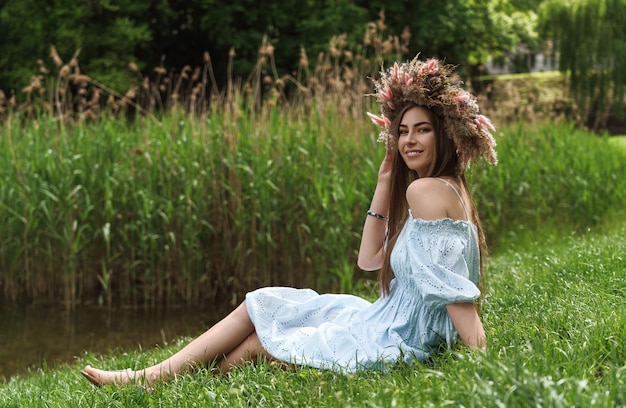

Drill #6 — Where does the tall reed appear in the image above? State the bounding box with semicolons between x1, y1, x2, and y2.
469;121;626;248
0;14;407;309
0;103;381;309
2;109;625;309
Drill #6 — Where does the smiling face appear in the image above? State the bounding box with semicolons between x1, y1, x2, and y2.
397;106;436;177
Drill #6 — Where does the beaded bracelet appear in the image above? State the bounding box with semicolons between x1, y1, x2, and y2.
367;210;389;221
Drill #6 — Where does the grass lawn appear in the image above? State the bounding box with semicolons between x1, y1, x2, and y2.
609;135;626;149
1;221;624;407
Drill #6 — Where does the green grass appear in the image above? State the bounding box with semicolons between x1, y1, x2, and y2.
1;221;624;407
610;135;626;148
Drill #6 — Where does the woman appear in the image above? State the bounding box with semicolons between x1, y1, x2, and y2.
81;55;497;387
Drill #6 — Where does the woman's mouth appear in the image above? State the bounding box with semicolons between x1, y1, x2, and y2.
405;150;423;157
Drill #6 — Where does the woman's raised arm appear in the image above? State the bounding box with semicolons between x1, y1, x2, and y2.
357;146;393;271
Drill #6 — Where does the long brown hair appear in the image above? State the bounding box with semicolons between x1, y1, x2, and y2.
379;104;488;304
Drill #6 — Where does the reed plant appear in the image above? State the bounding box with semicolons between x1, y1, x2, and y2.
469;121;626;249
2;108;625;309
0;105;377;309
0;15;404;309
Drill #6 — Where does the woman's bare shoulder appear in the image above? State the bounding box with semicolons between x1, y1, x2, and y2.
405;178;450;220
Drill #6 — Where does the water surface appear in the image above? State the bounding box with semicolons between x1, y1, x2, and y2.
0;303;232;380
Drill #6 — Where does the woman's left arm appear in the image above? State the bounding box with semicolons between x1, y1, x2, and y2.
446;303;487;350
407;179;486;349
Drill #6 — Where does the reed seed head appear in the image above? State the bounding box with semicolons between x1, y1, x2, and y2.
299;47;309;69
125;86;138;99
50;45;63;67
59;65;71;78
71;74;90;87
401;26;411;46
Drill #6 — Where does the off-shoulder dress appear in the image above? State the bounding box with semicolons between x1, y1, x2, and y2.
245;182;480;372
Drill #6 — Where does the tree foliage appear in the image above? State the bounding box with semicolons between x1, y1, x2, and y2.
540;0;626;130
365;0;539;70
0;0;539;96
0;0;154;92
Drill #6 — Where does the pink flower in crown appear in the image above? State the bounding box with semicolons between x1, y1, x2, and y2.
367;112;391;128
474;114;496;132
392;62;400;82
418;59;438;75
426;59;439;75
381;87;395;109
381;87;393;101
455;93;470;103
404;72;413;86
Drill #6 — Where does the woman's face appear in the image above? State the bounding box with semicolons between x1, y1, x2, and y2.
397;106;436;177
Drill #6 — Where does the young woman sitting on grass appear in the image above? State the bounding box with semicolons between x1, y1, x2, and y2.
81;55;497;387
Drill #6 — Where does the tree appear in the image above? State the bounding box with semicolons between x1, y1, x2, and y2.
359;0;540;74
540;0;626;130
0;0;50;95
0;0;153;93
0;0;541;96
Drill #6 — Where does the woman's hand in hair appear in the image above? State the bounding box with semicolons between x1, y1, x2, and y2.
377;141;394;183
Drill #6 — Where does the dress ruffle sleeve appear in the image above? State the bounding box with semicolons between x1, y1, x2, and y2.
392;216;481;308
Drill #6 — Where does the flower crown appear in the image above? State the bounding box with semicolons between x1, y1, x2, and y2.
367;55;498;171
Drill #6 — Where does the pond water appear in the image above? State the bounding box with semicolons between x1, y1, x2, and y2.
0;303;232;381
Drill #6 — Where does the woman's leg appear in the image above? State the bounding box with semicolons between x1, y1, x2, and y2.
82;301;258;386
217;331;274;373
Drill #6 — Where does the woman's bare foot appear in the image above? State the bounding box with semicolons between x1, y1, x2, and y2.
81;365;151;388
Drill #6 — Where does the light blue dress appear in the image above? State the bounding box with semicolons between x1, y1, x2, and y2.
246;202;480;373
